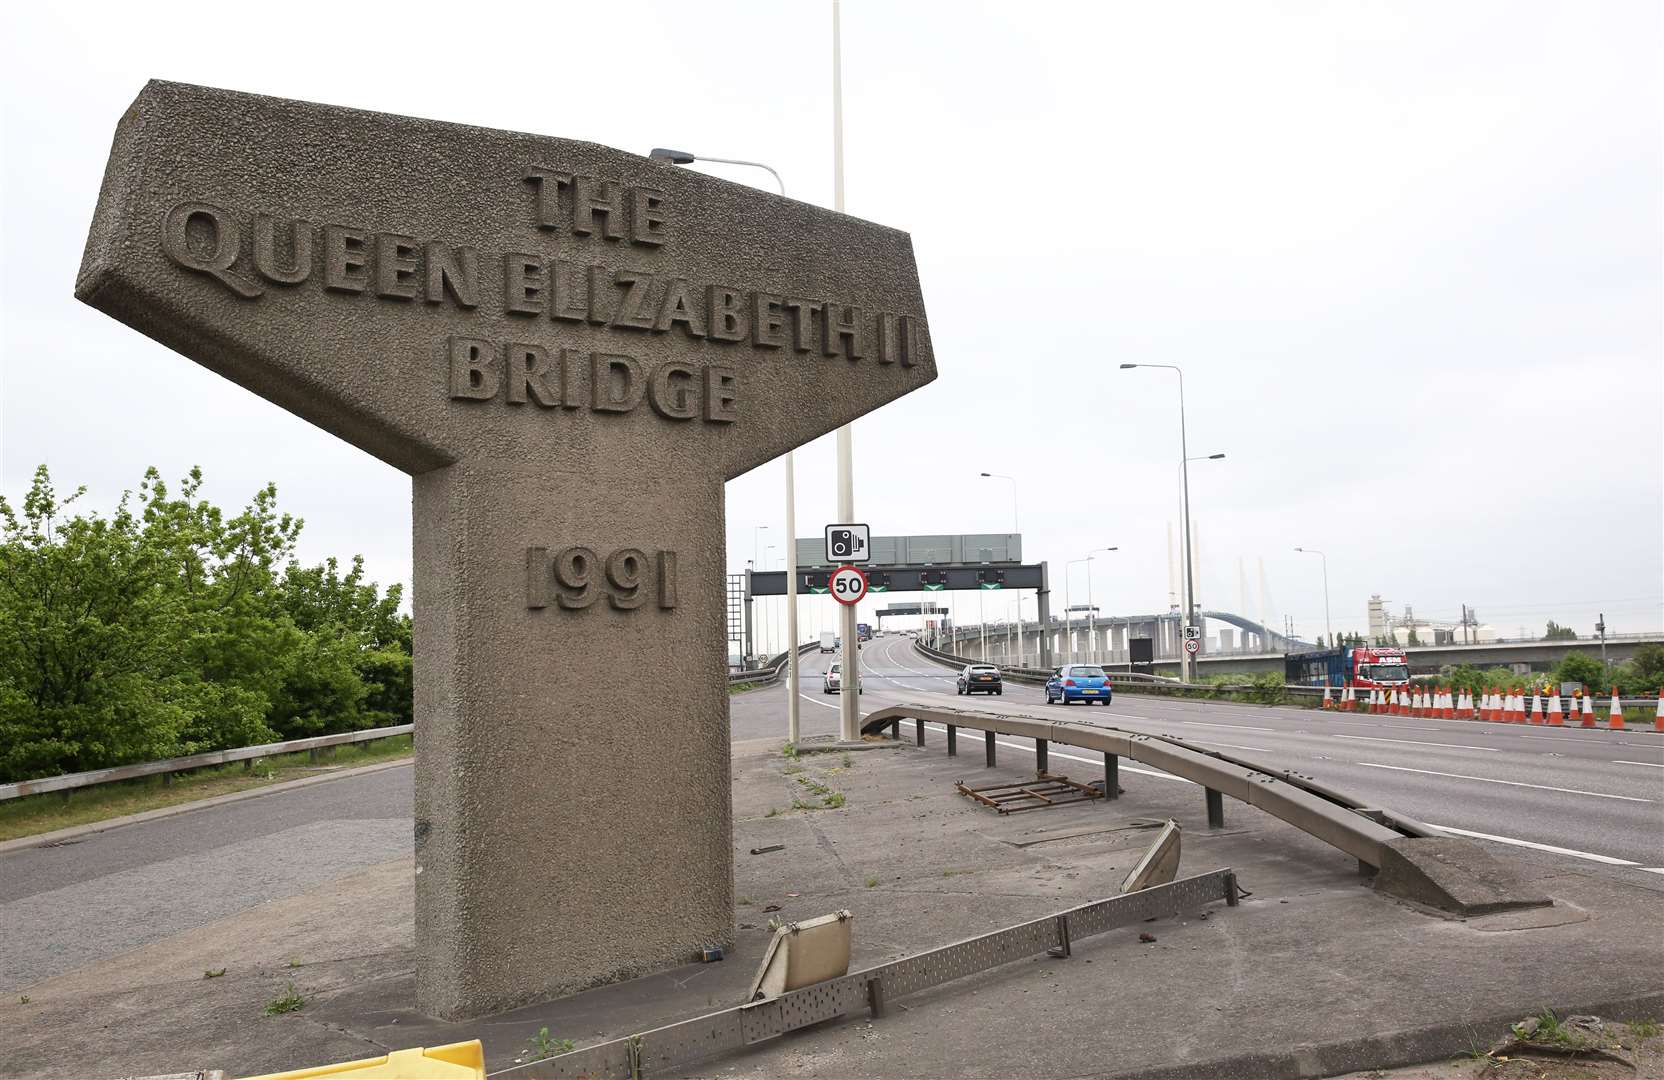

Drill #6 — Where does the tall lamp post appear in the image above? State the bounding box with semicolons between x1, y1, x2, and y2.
980;472;1021;663
1065;555;1095;665
1085;546;1118;662
1294;547;1332;646
1122;363;1203;680
651;147;803;743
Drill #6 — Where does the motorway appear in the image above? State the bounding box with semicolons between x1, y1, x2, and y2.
4;635;1660;990
740;634;1664;879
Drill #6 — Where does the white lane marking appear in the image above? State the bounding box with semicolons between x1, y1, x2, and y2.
1356;763;1653;803
919;723;1195;784
797;693;840;711
1424;824;1640;866
1638;868;1664;875
1613;760;1664;769
1192;741;1270;753
1107;716;1276;733
1330;734;1499;753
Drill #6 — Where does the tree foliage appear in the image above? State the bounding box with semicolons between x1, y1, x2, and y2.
0;465;411;783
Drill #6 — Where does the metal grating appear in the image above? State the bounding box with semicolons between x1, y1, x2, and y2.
491;869;1232;1079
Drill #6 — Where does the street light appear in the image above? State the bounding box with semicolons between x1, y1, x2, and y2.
979;472;1021;663
1085;547;1118;663
1122;362;1203;680
1294;547;1332;646
1065;556;1096;665
655;147;805;743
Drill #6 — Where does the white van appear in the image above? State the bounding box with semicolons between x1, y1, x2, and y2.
819;631;837;653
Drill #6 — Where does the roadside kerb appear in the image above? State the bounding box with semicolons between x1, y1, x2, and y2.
0;725;414;803
0;756;413;856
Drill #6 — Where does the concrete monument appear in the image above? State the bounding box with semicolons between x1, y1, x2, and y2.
76;81;935;1018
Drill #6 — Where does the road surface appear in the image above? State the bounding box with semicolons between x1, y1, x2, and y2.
4;634;1659;990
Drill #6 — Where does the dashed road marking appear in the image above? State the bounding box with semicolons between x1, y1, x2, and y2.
1330;734;1499;752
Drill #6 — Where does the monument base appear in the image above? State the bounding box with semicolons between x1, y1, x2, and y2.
413;460;733;1019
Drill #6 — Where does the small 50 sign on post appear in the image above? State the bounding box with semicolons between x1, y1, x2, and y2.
830;565;869;606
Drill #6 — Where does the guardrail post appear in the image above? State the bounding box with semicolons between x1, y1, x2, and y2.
985;730;996;768
1224;870;1240;907
1205;787;1224;829
947;725;957;756
889;717;901;740
915;718;925;747
1036;738;1048;774
866;976;885;1019
1048;914;1072;958
1103;753;1118;801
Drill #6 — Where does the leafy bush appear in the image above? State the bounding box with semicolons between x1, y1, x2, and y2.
0;465;411;783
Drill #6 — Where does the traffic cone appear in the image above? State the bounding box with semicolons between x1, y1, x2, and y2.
1546;692;1563;726
1322;680;1334;710
1388;688;1400;715
1655;689;1663;733
1483;688;1498;722
1529;693;1544;724
1509;690;1525;723
1343;682;1356;711
1608;686;1625;730
1459;688;1474;719
1442;688;1455;720
1580;690;1595;728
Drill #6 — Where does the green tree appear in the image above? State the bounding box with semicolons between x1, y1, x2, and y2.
0;465;411;783
1551;651;1606;692
1543;620;1577;641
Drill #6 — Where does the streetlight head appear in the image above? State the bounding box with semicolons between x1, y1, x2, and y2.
1294;547;1305;553
1118;363;1137;370
979;472;991;477
649;148;696;164
1208;453;1225;460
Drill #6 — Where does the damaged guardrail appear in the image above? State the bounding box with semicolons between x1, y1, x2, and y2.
492;870;1238;1079
859;702;1551;918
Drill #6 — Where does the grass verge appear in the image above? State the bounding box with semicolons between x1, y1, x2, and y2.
0;734;414;843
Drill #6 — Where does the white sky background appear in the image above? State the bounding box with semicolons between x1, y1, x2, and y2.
2;0;1660;653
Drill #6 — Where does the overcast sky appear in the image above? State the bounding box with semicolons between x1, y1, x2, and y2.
3;0;1660;653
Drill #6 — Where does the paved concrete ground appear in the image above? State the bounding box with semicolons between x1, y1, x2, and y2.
2;700;1661;1079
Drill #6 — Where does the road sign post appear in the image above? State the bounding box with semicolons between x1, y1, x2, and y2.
75;81;937;1018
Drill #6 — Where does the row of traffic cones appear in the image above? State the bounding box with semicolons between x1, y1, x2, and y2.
1323;682;1664;730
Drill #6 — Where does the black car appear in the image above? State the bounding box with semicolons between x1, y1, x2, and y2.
957;664;1003;695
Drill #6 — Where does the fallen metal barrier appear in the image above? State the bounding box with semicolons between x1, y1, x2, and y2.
0;724;415;802
859;702;1551;916
859;702;1418;868
491;870;1237;1079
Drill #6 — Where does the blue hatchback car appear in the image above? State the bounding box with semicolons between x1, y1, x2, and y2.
1045;664;1113;705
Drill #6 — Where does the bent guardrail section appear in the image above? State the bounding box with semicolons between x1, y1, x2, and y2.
494;870;1238;1079
858;702;1549;916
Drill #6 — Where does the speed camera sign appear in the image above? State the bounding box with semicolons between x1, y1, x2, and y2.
830;565;869;606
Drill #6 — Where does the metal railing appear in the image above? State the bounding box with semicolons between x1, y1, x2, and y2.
494;870;1238;1079
858;702;1430;868
0;724;415;802
727;642;819;689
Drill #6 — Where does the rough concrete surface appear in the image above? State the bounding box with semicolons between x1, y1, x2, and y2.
74;79;936;1018
3;735;1661;1080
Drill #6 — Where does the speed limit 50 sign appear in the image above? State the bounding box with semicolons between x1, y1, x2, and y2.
830;565;868;606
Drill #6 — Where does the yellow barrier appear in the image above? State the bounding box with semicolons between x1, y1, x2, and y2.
238;1040;485;1080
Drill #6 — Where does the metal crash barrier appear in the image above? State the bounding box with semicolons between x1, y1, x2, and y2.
858;702;1433;870
492;870;1236;1079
